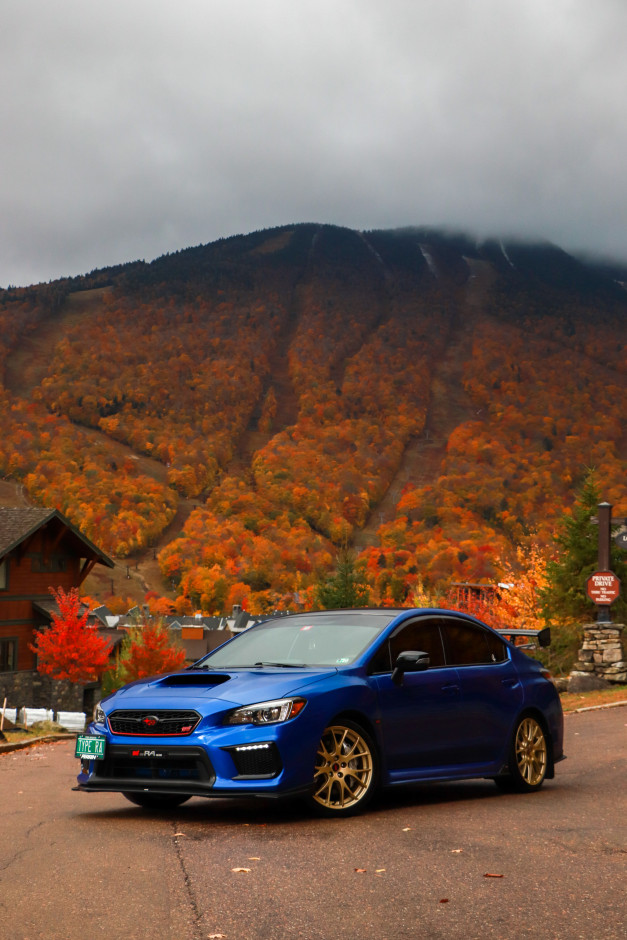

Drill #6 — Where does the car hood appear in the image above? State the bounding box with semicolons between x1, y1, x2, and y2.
103;666;338;712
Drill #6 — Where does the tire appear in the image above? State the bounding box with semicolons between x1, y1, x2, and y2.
308;720;378;817
122;792;192;810
495;715;548;793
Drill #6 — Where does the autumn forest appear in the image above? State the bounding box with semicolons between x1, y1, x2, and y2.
1;224;626;616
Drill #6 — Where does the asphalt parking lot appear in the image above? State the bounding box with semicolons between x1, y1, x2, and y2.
1;706;625;940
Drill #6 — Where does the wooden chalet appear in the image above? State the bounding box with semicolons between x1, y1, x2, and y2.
0;507;114;712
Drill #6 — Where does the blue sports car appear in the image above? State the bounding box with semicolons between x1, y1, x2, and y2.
75;608;565;816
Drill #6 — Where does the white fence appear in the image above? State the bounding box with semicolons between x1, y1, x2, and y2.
1;706;86;730
56;711;87;731
1;706;17;726
18;708;54;727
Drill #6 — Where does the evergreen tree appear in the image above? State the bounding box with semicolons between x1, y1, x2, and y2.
541;470;627;623
315;550;371;609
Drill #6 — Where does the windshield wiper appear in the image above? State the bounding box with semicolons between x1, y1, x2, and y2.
252;661;307;668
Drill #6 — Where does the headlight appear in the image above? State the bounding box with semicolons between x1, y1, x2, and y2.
225;697;306;726
93;702;106;724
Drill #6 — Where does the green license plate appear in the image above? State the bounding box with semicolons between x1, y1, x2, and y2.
75;735;106;760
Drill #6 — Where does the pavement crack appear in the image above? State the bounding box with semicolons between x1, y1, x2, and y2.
171;822;204;940
0;819;47;873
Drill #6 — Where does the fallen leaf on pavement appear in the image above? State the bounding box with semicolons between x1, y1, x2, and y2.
375;869;386;873
451;849;462;853
402;827;413;832
231;867;252;873
173;832;186;837
354;868;367;873
248;857;261;861
440;899;449;904
484;873;504;878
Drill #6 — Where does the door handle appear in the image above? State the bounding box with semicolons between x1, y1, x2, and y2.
502;678;520;688
441;684;460;696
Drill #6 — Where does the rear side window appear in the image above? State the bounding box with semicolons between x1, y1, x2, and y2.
442;620;507;666
485;629;508;663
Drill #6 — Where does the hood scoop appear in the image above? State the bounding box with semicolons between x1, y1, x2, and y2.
157;672;231;687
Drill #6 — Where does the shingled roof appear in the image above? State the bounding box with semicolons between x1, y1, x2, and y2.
0;507;114;567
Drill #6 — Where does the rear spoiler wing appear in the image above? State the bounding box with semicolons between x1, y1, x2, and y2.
495;627;551;649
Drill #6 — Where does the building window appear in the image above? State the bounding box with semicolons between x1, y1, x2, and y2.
0;637;18;672
0;559;7;590
30;554;67;573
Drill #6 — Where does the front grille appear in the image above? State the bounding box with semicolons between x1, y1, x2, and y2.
227;743;282;778
93;745;214;786
108;709;201;736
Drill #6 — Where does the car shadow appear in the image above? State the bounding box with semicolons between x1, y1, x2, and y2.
75;777;534;827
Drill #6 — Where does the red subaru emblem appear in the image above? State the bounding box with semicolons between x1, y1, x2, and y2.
141;715;159;727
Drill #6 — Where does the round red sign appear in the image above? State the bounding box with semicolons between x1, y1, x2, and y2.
586;571;621;605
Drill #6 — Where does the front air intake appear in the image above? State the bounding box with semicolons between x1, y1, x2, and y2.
225;742;282;778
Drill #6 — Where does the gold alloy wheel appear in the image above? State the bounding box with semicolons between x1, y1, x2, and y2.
312;724;374;811
514;716;547;786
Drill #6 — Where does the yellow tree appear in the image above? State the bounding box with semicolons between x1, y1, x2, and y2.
494;540;551;632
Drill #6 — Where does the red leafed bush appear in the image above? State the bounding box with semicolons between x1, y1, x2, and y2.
31;587;111;683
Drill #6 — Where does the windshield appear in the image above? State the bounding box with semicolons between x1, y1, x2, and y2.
198;611;397;668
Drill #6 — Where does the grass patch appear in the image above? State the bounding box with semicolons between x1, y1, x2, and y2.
560;684;627;713
0;721;72;745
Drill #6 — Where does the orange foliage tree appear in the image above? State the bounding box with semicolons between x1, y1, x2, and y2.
118;620;186;683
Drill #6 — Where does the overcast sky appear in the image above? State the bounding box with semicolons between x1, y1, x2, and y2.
1;0;626;288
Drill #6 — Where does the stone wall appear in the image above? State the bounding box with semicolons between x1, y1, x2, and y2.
0;670;98;714
573;623;626;685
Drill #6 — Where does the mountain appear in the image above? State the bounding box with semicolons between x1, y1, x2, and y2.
0;224;625;612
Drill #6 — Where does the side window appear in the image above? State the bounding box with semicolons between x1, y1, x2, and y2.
0;560;7;591
389;619;446;668
442;619;505;666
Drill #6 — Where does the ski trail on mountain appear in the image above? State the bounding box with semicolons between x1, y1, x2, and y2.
229;230;321;475
353;285;483;550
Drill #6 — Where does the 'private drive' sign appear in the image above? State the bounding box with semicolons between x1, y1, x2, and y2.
586;571;621;605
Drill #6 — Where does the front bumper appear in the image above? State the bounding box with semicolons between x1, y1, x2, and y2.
74;719;317;799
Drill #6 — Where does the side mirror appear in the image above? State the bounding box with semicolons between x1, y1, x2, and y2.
537;628;551;648
391;650;430;686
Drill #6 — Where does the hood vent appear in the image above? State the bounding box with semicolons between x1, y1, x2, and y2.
157;672;231;687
